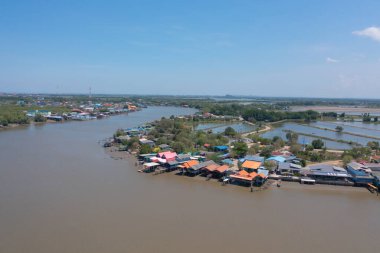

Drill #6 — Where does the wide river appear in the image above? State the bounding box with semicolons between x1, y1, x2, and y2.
0;106;379;253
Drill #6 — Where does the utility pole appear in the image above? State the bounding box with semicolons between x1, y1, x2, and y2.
89;86;92;99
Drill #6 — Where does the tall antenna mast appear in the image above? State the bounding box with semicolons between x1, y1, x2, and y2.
89;86;92;98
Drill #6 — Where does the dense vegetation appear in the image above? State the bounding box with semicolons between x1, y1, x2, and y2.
117;117;229;154
200;103;320;122
362;113;378;122
33;114;47;122
0;104;70;126
0;107;29;126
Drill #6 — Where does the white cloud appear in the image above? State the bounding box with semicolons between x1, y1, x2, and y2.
326;57;339;63
353;26;380;42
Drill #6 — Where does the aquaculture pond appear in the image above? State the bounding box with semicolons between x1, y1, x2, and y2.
344;112;380;116
261;124;352;150
309;121;380;139
194;122;231;131
261;121;380;150
335;121;380;131
195;122;257;134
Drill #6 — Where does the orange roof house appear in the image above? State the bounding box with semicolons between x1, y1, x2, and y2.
230;170;258;181
128;104;137;111
237;170;249;177
258;173;267;179
214;165;229;174
183;160;199;169
205;164;220;172
241;160;262;171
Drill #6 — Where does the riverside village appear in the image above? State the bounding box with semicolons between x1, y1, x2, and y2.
105;111;380;195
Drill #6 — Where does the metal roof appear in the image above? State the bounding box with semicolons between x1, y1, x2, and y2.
176;154;191;159
190;160;216;171
266;156;286;163
278;162;302;170
307;164;351;177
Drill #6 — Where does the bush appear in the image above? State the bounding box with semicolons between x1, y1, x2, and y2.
367;141;379;150
224;126;237;137
34;114;46;122
343;147;372;160
114;129;125;137
0;117;8;126
305;145;314;151
286;132;299;144
232;141;248;158
311;139;324;149
247;145;259;155
140;144;152;154
310;152;323;162
263;160;277;171
260;146;275;158
171;142;186;153
342;155;353;166
290;144;302;154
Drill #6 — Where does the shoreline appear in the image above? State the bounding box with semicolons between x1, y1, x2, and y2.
103;146;373;195
0;112;132;132
244;124;272;135
101;114;376;195
104;146;142;169
290;105;380;113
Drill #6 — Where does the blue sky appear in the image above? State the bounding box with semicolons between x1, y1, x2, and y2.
0;0;380;98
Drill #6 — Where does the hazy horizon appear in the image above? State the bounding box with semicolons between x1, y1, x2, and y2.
3;92;380;101
1;1;380;98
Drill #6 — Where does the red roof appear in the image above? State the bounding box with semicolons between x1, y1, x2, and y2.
157;151;177;160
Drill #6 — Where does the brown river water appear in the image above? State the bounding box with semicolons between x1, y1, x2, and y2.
0;106;379;253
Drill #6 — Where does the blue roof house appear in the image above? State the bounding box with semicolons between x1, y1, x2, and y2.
239;155;265;163
214;145;229;152
221;159;233;165
372;171;380;188
266;156;286;163
346;162;374;185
